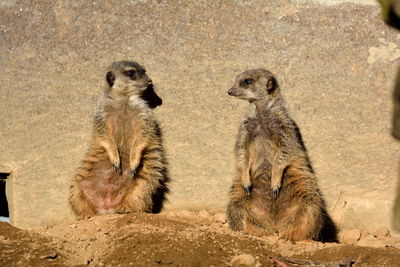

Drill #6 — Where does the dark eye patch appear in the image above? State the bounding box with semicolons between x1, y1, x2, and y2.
125;70;137;80
239;78;254;87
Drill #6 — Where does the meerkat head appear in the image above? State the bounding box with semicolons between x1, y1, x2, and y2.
105;61;152;97
228;69;279;103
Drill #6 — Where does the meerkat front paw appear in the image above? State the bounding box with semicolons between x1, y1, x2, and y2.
242;179;253;196
241;171;252;196
129;161;139;178
130;167;137;178
271;183;281;199
111;160;122;175
243;185;252;196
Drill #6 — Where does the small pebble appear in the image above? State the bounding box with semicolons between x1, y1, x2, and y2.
373;227;390;237
340;229;361;244
212;213;227;223
231;254;256;267
176;210;193;217
265;235;279;243
198;210;211;219
163;210;176;217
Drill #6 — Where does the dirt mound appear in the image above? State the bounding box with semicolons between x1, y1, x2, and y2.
0;222;63;266
1;211;400;266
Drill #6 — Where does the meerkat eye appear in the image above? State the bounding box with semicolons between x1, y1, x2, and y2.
125;70;137;80
137;69;146;76
240;78;254;87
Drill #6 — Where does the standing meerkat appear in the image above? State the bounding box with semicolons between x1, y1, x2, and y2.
69;61;169;219
226;69;336;242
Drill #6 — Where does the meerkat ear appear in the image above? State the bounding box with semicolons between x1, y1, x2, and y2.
266;76;278;94
106;71;115;87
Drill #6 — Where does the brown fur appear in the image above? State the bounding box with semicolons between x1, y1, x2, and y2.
69;61;169;219
227;69;337;242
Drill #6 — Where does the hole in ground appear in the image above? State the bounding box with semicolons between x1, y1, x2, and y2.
0;173;10;222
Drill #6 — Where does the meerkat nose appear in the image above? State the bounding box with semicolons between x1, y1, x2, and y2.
228;88;234;95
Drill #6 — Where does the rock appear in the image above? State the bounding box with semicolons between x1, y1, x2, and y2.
162;210;177;217
340;229;361;244
357;235;387;248
373;227;390;237
198;210;211;219
357;234;375;246
395;240;400;249
231;254;256;267
175;210;194;217
386;237;397;247
360;229;369;238
212;213;227;223
265;235;279;243
369;238;388;248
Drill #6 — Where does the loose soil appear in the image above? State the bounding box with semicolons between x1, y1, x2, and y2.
1;211;400;266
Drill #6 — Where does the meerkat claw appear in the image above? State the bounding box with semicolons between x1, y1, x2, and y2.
113;162;122;175
130;168;137;178
271;188;280;199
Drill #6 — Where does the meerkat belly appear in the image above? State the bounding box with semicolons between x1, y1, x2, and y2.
81;107;142;213
248;135;275;176
79;172;133;214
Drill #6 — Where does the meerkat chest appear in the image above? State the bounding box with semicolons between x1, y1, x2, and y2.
243;116;278;162
107;104;144;149
248;134;277;166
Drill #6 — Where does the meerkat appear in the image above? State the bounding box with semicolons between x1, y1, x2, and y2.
226;69;336;242
69;61;169;219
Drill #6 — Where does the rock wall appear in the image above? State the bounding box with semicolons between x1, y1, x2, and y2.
0;0;399;231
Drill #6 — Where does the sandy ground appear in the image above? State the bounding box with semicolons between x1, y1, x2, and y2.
1;211;400;267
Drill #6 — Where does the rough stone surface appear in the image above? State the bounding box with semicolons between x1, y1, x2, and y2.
374;227;391;237
358;236;388;248
386;237;398;247
231;254;256;267
0;0;399;231
360;229;370;238
169;210;194;218
213;213;227;223
340;229;361;244
198;210;211;219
